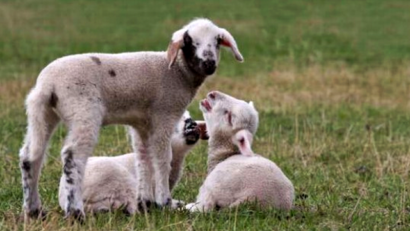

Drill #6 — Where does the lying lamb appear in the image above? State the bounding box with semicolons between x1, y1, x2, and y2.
19;18;243;219
58;111;206;214
185;91;294;212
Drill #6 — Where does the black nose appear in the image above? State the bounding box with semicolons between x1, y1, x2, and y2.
203;60;216;75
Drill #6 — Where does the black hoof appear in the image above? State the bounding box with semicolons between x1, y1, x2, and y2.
137;199;154;213
122;207;136;216
156;198;172;209
26;208;47;221
64;209;85;224
165;198;172;206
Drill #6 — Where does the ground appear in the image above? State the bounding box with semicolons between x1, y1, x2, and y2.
0;0;409;230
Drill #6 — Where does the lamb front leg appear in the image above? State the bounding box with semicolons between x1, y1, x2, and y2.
129;127;155;212
151;139;173;207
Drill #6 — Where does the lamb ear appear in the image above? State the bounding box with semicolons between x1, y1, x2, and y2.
233;130;254;156
167;28;185;69
219;28;244;62
167;39;183;69
249;101;255;109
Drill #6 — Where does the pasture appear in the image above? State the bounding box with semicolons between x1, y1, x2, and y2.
0;0;409;230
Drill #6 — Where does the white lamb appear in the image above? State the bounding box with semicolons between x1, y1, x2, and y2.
185;91;294;212
58;111;206;215
19;18;243;220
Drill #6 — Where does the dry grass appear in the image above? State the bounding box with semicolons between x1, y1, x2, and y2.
3;64;409;112
194;64;410;111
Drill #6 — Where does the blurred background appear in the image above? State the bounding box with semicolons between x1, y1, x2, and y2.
0;0;409;230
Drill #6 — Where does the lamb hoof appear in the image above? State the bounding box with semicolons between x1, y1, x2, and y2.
64;209;85;223
24;208;47;221
155;198;172;209
184;118;200;145
122;207;136;216
137;199;154;212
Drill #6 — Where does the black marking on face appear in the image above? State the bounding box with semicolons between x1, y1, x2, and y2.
202;50;214;58
181;31;201;74
90;56;101;65
108;69;116;77
203;60;216;75
181;31;218;81
50;92;58;108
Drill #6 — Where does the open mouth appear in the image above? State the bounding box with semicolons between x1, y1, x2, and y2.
201;99;212;112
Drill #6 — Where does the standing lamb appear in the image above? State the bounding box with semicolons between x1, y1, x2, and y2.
19;18;243;220
58;111;206;214
185;91;294;212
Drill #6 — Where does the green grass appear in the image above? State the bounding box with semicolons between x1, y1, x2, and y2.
1;0;410;230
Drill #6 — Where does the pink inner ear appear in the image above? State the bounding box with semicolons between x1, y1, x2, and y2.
221;39;231;47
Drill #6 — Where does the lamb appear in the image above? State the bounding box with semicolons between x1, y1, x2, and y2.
185;91;294;212
58;111;206;214
19;18;243;220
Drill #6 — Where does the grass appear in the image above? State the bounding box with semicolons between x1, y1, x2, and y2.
1;0;410;230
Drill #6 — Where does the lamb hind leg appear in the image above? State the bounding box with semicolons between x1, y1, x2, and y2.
60;119;101;221
20;94;60;220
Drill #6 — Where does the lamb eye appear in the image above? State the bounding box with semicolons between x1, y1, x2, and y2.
224;110;229;114
226;111;233;126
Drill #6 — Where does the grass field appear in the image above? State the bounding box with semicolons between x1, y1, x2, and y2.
1;0;410;230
